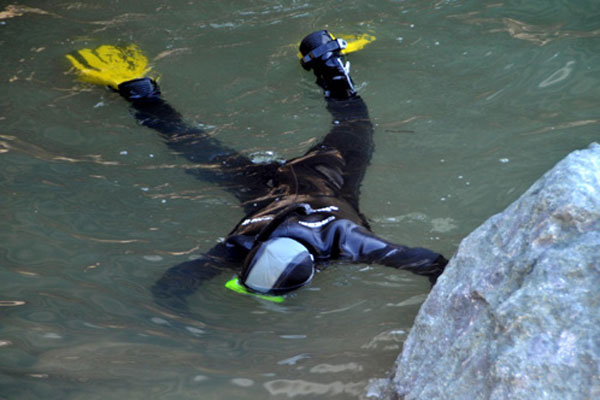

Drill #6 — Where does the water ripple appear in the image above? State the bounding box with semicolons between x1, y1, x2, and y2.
264;379;366;397
448;12;600;46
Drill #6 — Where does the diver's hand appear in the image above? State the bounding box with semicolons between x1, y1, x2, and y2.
428;255;449;287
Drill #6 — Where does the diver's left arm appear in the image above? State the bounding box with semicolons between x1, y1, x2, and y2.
375;242;448;285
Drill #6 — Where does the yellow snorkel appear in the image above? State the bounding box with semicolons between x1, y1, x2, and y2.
65;44;151;89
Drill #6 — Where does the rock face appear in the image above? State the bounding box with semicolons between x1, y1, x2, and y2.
389;143;600;399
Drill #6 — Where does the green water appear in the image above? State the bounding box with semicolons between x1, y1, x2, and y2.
1;0;598;398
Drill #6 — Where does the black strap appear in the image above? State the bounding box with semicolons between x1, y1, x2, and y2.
301;38;347;67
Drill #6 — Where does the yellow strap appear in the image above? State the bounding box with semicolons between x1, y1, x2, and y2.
66;44;151;89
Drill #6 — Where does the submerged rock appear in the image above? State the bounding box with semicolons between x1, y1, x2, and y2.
383;143;600;399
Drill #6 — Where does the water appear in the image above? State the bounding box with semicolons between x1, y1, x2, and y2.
1;0;598;398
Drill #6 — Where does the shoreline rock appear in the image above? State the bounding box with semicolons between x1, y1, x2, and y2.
372;143;600;399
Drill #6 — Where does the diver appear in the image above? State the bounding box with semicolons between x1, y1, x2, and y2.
67;30;448;308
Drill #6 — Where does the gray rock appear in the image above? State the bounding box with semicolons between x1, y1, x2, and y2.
386;143;600;400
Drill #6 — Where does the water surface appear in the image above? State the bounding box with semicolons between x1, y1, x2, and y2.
1;0;599;398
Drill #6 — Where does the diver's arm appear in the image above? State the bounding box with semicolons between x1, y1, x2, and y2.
151;243;238;312
357;232;447;285
334;221;448;284
373;243;448;285
118;78;250;167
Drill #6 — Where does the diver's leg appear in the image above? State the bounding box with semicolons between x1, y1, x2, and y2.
320;96;373;207
299;31;374;208
118;78;250;167
118;78;273;208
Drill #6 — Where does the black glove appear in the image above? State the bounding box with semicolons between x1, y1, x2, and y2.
428;255;449;287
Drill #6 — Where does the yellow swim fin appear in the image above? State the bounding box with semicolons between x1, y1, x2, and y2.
66;44;151;89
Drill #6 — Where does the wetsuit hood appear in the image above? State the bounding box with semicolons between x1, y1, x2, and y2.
240;237;315;295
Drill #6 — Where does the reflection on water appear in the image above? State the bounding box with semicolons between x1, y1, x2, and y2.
1;0;599;398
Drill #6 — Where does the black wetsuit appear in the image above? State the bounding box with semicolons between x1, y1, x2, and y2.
117;78;446;310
